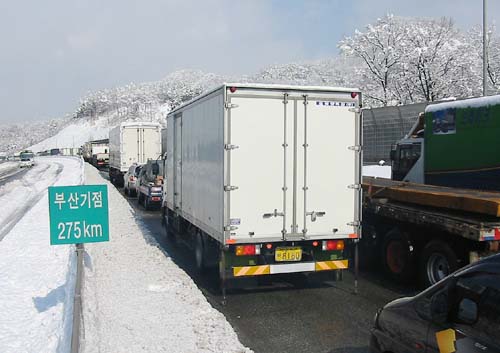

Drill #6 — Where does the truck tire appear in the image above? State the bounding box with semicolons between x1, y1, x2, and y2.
144;197;150;211
419;240;458;287
382;229;416;283
195;232;208;272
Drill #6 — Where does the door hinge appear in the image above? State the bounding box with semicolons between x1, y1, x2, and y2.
348;107;361;113
224;185;239;192
348;184;362;190
224;225;238;231
225;102;239;109
348;145;363;152
224;144;239;150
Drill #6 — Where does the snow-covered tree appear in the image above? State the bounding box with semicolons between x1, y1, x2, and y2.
339;15;407;106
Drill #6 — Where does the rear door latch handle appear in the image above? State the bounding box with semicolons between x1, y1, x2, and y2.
306;211;326;222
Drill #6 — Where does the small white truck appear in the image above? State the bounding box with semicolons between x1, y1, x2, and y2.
162;83;362;297
108;122;162;186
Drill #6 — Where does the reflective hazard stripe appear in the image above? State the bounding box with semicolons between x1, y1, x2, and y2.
315;260;349;271
233;265;270;277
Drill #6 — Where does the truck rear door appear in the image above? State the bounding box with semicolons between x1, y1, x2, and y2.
227;88;361;241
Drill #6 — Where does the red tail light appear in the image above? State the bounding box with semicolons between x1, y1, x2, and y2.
322;240;345;251
351;92;358;99
235;244;261;256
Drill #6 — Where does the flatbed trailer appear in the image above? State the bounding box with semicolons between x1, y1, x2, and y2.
362;177;500;286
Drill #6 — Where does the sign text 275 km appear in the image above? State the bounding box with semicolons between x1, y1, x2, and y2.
48;185;109;245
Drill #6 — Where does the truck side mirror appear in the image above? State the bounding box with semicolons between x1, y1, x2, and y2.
456;298;478;325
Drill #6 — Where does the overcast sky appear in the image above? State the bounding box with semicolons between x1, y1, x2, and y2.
1;0;499;123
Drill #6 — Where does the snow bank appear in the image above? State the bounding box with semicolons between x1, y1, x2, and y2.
0;156;83;353
362;165;391;178
81;165;251;353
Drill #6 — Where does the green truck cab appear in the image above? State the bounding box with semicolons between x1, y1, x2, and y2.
390;95;500;191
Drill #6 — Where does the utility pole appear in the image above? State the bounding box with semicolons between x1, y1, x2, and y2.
483;0;488;96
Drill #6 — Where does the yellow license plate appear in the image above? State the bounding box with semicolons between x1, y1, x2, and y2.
275;247;302;262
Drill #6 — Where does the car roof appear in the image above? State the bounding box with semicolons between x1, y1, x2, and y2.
454;253;500;277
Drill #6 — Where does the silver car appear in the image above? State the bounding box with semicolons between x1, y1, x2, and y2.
123;164;142;197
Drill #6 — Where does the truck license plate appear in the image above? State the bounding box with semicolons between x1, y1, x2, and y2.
275;247;302;262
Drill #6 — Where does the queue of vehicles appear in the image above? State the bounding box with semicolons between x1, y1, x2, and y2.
78;85;500;352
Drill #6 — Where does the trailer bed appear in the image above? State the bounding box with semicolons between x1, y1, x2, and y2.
363;176;500;217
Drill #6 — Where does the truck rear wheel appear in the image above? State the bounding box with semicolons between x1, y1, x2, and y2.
195;232;207;272
419;240;458;287
382;229;415;282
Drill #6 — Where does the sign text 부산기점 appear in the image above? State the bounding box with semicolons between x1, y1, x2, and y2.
48;185;109;245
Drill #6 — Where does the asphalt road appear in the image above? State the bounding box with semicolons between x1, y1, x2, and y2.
99;169;419;353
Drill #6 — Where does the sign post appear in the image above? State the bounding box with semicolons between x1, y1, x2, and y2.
48;185;109;245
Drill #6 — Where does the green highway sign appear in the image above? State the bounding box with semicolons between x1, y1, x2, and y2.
48;185;109;245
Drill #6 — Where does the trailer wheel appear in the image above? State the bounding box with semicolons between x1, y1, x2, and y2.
419;240;458;287
382;229;415;282
195;232;207;272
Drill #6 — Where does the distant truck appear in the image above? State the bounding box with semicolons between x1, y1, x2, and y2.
82;139;109;163
362;95;500;287
92;153;109;169
163;84;362;295
108;122;161;187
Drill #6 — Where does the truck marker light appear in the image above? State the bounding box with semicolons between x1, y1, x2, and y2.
351;92;358;99
226;239;236;244
266;243;273;249
312;241;319;247
229;86;237;93
349;233;358;239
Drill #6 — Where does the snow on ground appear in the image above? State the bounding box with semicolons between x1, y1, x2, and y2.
0;161;19;173
29;117;110;153
362;165;391;178
82;165;251;353
0;161;20;181
0;156;83;353
29;103;169;153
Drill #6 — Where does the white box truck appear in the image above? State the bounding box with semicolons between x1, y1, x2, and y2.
163;84;362;295
109;122;162;186
82;139;109;162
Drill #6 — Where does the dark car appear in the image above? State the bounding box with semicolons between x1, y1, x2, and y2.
371;254;500;353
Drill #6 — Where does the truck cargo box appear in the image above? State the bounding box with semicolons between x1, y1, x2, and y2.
109;122;161;173
166;84;362;245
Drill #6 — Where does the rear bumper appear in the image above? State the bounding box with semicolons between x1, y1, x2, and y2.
232;259;348;277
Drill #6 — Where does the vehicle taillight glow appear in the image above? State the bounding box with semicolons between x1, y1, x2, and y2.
351;92;358;99
322;240;345;251
235;244;261;256
266;243;272;249
229;86;237;93
312;241;319;247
